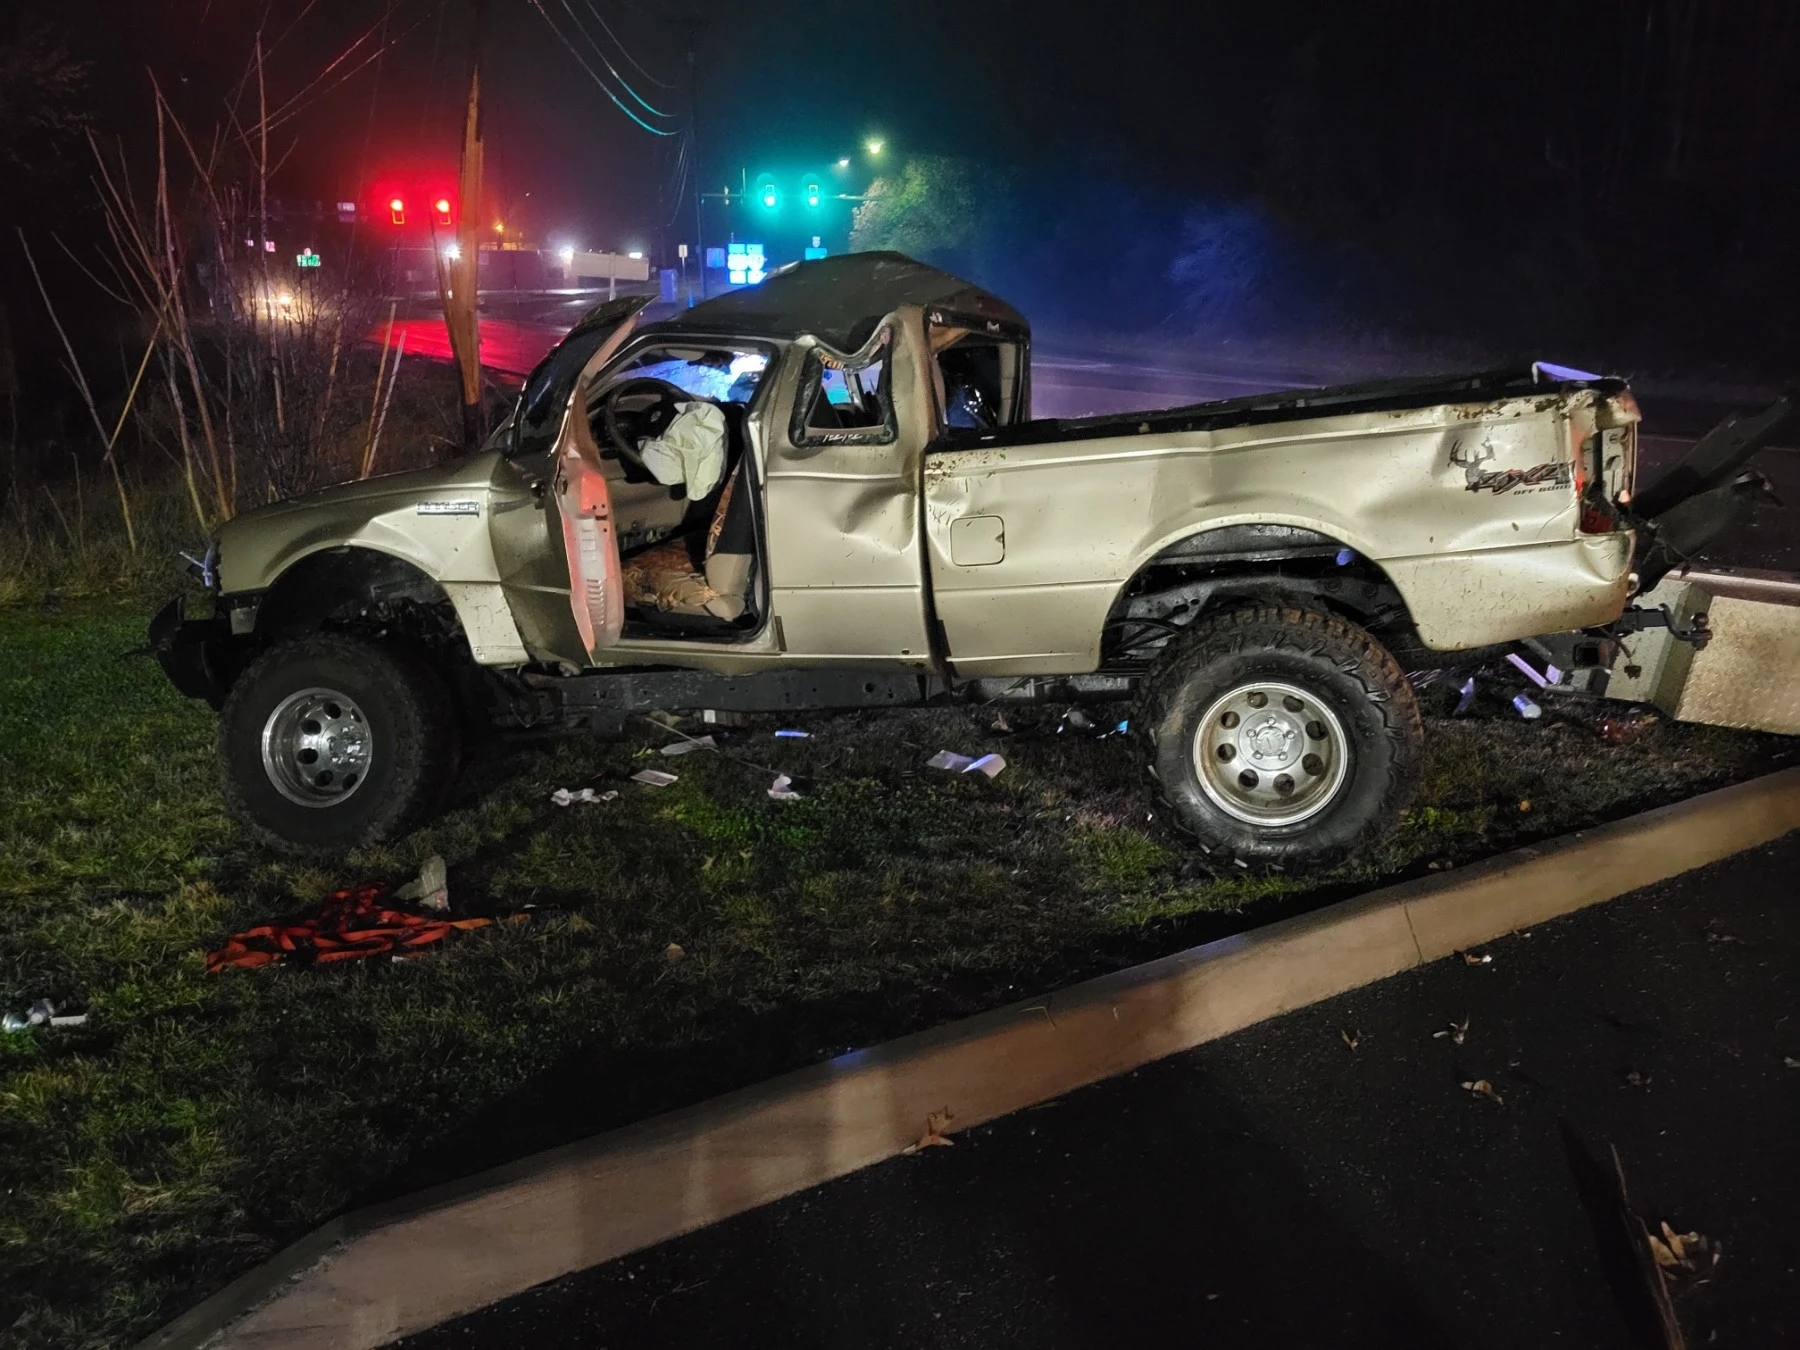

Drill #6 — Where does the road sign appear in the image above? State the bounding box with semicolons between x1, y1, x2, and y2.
295;248;321;268
678;243;689;259
705;246;726;269
726;241;765;285
336;201;356;223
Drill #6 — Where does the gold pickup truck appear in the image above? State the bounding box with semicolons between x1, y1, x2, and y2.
150;253;1786;866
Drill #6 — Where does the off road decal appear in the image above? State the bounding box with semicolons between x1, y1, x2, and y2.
1464;462;1572;494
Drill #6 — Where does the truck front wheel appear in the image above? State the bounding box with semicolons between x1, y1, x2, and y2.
1137;606;1422;870
218;632;462;857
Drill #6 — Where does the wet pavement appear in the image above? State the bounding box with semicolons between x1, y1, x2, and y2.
400;833;1800;1350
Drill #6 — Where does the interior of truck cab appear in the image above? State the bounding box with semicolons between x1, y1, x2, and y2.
928;322;1026;435
578;341;770;637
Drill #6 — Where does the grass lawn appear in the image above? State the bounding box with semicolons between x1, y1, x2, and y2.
0;603;1792;1347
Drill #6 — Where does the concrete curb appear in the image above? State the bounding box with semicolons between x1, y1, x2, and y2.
141;768;1800;1350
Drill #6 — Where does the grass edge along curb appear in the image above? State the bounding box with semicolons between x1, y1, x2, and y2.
139;766;1800;1350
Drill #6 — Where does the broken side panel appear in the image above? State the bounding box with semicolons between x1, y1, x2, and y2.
555;442;624;657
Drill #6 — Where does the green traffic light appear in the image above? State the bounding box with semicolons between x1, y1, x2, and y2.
805;182;821;206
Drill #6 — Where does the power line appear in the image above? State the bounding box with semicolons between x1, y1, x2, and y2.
556;0;671;117
529;0;679;135
572;0;678;90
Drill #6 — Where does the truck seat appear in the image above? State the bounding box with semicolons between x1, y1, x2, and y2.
619;461;754;622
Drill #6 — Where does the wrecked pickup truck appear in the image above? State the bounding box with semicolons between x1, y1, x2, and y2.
150;252;1789;866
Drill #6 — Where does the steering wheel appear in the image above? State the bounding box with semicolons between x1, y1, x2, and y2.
598;377;696;470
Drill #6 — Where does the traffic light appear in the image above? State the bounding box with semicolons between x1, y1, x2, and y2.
760;183;778;209
434;196;453;225
804;181;821;207
388;197;406;225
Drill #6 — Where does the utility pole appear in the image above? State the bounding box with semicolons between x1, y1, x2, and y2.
441;0;488;450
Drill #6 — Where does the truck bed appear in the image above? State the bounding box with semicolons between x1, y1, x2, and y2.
962;365;1627;451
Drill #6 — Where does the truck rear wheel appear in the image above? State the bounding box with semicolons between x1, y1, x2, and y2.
218;632;461;858
1137;606;1422;870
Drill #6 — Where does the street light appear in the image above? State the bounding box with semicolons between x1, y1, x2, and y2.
865;138;884;156
442;241;462;262
557;245;575;266
836;157;850;168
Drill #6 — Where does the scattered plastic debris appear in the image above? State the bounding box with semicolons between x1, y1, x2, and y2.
1454;676;1477;715
395;854;449;912
1623;1069;1651;1088
664;942;685;964
773;729;811;739
1098;719;1130;738
902;1106;956;1154
966;753;1006;778
550;787;619;806
2;999;87;1032
701;709;750;727
1460;1078;1504;1105
661;735;716;757
1340;1028;1360;1051
1461;950;1492;966
1408;669;1444;688
646;710;687;731
990;712;1013;733
1512;692;1543;720
1335;547;1356;567
1783;1056;1799;1070
1062;709;1094;731
1506;652;1562;688
632;769;679;787
1518;799;1531;812
927;750;974;771
1432;1017;1470;1045
768;774;804;801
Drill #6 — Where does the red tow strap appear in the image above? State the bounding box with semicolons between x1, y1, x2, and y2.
206;883;494;972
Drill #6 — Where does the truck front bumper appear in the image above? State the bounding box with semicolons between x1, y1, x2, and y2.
148;598;248;708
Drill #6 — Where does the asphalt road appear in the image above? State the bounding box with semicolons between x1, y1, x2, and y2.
400;834;1800;1350
380;297;1799;571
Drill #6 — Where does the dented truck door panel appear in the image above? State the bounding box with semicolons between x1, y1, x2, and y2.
488;297;648;667
760;309;940;666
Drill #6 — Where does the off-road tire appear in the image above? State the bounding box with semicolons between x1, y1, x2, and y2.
1136;606;1422;870
218;632;461;858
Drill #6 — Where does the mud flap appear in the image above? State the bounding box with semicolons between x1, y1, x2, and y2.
1630;394;1792;588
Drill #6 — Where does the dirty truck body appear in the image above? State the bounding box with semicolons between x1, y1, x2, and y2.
152;253;1785;866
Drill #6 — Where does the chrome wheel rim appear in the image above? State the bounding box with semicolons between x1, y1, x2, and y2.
1192;680;1349;826
260;687;373;808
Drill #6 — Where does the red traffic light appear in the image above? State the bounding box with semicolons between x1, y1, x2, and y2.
388;197;406;225
434;197;452;223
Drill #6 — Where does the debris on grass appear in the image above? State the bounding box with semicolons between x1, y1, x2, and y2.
767;774;804;801
1061;709;1094;732
550;787;619;806
661;735;716;757
1507;652;1560;689
701;709;750;727
990;712;1012;733
1454;676;1477;715
1460;1078;1504;1104
2;998;87;1032
395;854;449;912
1340;1028;1360;1051
903;1107;955;1153
206;884;498;971
925;750;1005;776
1783;1056;1799;1070
664;943;685;965
1512;692;1543;720
632;769;679;787
1433;1017;1470;1045
1461;950;1493;966
1623;1069;1652;1088
774;728;810;739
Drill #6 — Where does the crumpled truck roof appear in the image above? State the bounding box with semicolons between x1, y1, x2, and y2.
642;251;1028;351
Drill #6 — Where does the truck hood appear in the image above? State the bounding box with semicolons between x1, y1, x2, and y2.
215;452;518;595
